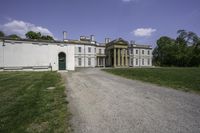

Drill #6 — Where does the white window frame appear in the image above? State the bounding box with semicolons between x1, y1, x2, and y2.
142;50;144;54
78;47;81;53
88;47;91;53
136;58;138;65
142;59;144;65
148;58;150;65
88;58;91;66
78;58;82;66
136;50;138;54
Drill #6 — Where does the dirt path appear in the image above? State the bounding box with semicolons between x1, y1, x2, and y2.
63;68;200;133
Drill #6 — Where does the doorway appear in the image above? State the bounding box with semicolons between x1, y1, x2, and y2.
58;52;66;70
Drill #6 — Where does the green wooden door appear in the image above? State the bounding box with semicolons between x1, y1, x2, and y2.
58;52;66;70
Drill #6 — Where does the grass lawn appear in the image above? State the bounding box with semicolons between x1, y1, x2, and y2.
102;67;200;93
0;72;71;133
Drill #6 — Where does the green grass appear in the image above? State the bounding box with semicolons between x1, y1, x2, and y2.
0;72;72;133
103;68;200;93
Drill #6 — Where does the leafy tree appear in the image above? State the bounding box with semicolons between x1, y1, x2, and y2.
153;30;200;67
8;34;21;39
25;31;54;40
0;31;5;37
25;31;41;39
40;35;54;40
153;36;176;66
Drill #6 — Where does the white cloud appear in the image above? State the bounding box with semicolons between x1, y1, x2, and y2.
132;28;156;37
0;20;54;38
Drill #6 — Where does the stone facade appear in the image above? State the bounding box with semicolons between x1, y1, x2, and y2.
0;35;152;71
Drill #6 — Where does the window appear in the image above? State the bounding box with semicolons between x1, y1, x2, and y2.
78;47;81;53
94;48;96;53
78;58;82;66
142;59;144;65
136;59;138;65
142;50;144;54
148;59;150;65
88;58;91;66
88;47;91;53
99;49;102;54
136;50;138;54
148;50;150;55
131;58;133;66
130;49;133;54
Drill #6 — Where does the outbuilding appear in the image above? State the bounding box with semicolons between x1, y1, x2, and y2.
0;38;75;71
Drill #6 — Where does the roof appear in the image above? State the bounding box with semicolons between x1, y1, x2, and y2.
0;37;102;46
106;38;129;48
0;37;151;49
129;44;152;49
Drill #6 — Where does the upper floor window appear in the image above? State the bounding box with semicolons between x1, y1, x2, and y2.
148;50;150;55
94;48;96;53
78;47;81;53
88;47;91;53
99;49;102;54
136;50;138;54
130;49;133;54
142;50;144;54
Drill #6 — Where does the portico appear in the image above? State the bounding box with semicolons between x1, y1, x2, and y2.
106;38;129;67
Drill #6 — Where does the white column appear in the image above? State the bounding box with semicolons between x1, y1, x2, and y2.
118;48;120;66
114;48;116;67
125;49;128;66
121;49;124;66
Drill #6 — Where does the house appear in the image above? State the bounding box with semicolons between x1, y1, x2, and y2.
0;33;152;71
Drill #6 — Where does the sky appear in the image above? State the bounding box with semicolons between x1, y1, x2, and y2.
0;0;200;46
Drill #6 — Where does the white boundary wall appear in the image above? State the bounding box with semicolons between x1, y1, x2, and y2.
0;40;75;71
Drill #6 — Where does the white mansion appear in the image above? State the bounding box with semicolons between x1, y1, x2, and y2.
0;33;152;71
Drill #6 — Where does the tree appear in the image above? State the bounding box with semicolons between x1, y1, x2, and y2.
25;31;54;40
0;31;5;37
153;36;176;66
40;35;54;40
25;31;41;39
8;34;21;39
153;30;200;67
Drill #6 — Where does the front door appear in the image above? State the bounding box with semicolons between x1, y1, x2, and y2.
58;52;66;70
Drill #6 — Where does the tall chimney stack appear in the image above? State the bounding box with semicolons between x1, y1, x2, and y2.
90;35;95;41
105;38;111;43
63;31;67;40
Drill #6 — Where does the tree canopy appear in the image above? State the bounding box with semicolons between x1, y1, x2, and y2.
0;31;5;37
8;34;21;39
153;30;200;67
25;31;54;40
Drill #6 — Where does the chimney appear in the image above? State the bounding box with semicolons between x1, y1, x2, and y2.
108;38;111;43
130;40;135;45
90;35;95;41
105;38;111;43
63;31;67;40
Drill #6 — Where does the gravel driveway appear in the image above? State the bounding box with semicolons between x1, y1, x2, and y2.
63;68;200;133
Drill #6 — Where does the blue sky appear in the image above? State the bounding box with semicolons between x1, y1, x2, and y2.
0;0;200;46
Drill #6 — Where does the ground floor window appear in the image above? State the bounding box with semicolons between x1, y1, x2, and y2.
88;58;91;66
148;58;150;65
78;58;82;66
131;58;133;66
136;59;138;65
142;59;144;65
